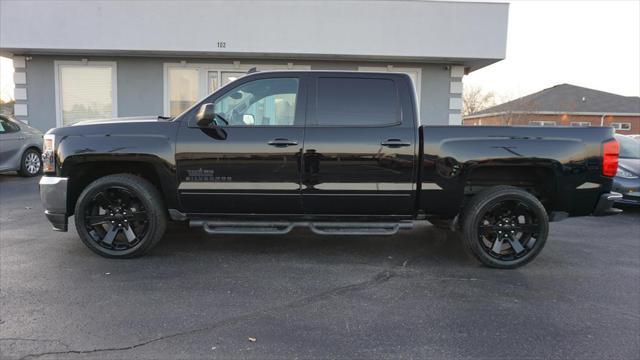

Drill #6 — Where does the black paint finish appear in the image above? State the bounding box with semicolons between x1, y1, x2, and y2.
44;71;616;222
300;73;417;216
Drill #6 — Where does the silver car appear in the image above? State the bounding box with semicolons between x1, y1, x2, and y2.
613;134;640;205
0;115;43;177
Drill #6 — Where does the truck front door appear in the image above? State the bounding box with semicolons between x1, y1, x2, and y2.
301;73;417;216
175;74;307;215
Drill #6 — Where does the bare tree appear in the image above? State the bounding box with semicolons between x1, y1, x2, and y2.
462;85;496;116
0;99;14;115
494;98;534;125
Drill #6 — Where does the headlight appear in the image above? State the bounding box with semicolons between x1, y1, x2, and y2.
42;134;56;173
616;167;639;179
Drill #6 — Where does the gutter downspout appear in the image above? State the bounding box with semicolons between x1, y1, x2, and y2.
600;114;607;126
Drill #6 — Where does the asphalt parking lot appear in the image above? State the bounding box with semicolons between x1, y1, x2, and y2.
1;174;639;360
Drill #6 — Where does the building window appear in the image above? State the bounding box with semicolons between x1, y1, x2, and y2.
163;63;311;117
529;121;556;126
611;122;632;131
570;121;591;127
55;61;117;126
167;68;199;117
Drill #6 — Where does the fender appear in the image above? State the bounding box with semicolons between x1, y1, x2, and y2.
51;120;180;210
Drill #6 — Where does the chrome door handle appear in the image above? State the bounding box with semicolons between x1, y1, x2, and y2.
268;138;298;147
381;139;411;148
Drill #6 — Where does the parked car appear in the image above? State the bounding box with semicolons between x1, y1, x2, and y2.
612;134;640;205
0;114;43;177
39;71;622;268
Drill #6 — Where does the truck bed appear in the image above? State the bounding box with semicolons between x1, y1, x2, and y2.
419;125;616;218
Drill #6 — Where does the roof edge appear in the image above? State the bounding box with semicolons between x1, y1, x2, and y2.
465;110;640;119
0;48;503;70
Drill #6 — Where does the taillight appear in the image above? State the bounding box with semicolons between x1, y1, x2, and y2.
42;134;56;173
602;139;619;177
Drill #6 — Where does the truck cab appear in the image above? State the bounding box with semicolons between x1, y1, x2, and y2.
175;71;418;218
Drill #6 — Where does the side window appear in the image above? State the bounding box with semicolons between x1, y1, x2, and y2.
213;78;299;126
315;77;398;126
0;118;20;134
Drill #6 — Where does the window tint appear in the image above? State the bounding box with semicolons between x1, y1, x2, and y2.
316;77;397;126
213;78;299;126
0;118;20;134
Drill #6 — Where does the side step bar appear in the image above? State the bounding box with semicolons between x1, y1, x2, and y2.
189;220;414;235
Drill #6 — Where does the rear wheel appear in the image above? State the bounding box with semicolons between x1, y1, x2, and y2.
74;174;166;258
19;148;41;177
461;186;548;269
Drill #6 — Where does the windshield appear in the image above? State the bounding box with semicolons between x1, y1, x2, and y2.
616;135;640;159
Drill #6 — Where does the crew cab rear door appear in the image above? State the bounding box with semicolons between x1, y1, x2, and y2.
301;73;417;216
175;73;307;215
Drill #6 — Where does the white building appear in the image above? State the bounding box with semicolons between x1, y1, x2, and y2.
0;0;508;131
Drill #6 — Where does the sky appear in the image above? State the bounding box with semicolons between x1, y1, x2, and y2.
463;0;640;101
1;0;639;103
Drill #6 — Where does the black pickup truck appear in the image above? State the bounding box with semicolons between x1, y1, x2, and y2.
40;71;622;268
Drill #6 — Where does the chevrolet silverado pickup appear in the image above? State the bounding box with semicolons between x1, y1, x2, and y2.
40;71;622;268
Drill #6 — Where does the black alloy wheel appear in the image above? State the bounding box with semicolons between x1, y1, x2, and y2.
461;186;549;269
83;186;149;251
477;199;542;261
74;174;166;258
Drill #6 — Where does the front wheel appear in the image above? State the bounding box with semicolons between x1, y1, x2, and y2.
74;174;166;258
461;186;549;269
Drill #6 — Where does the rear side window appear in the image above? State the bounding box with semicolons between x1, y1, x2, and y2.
0;118;20;134
315;77;398;126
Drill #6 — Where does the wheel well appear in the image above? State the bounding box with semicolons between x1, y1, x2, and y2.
463;166;557;211
25;146;41;154
66;161;163;215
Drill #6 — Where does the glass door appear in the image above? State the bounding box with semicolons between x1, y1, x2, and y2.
207;71;219;94
207;71;247;93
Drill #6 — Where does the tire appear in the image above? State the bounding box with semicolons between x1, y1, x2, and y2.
461;186;548;269
74;174;166;258
18;148;42;177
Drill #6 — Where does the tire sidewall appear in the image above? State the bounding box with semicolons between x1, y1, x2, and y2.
462;187;549;269
74;175;165;258
20;149;42;177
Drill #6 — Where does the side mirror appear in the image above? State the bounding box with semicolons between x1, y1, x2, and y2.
195;103;215;127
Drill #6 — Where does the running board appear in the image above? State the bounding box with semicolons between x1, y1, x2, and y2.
189;220;413;235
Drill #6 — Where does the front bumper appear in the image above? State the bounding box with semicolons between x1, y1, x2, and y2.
593;192;623;216
39;176;69;231
615;192;640;205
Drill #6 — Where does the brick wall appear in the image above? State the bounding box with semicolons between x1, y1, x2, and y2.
463;113;640;134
